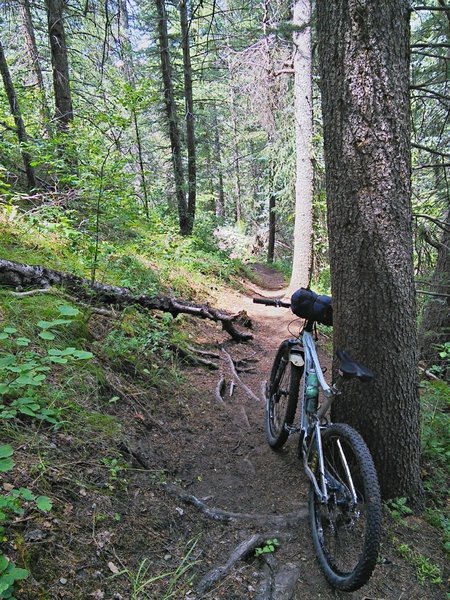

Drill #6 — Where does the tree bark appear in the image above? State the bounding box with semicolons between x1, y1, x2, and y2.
317;0;423;503
0;39;37;190
0;259;252;342
288;0;313;293
180;0;196;233
154;0;189;235
19;0;53;138
46;0;73;132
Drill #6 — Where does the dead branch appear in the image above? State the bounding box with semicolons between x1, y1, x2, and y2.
10;287;117;317
0;259;252;342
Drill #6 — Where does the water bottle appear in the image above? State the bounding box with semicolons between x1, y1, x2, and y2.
306;370;319;413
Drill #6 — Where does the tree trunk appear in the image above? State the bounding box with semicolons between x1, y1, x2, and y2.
267;193;276;263
118;0;150;218
212;107;225;218
317;0;423;503
230;88;242;223
19;0;53;137
418;212;450;366
46;0;73;132
180;0;196;234
154;0;189;234
0;39;37;190
288;0;313;292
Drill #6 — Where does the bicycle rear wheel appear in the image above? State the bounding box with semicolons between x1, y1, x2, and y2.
308;423;381;591
265;341;303;449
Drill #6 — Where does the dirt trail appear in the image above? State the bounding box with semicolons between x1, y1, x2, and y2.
33;264;445;600
141;265;446;600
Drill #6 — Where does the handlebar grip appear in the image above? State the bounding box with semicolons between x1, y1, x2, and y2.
252;298;291;308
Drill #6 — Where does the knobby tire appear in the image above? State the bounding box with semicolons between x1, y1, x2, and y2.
265;341;303;449
308;423;381;591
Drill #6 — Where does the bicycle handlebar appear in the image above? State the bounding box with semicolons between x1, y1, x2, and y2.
253;297;291;308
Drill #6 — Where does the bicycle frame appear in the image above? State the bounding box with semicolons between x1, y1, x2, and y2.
290;328;355;505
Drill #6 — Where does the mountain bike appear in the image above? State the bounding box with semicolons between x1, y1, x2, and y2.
253;289;381;592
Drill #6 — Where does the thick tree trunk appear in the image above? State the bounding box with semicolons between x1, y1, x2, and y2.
46;0;73;132
288;0;313;293
19;0;53;137
180;0;196;233
317;0;423;503
154;0;189;234
0;259;252;342
0;40;37;190
418;213;450;366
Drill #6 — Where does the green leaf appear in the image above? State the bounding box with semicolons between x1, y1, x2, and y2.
72;350;94;360
60;347;77;356
15;338;30;347
0;384;8;395
0;458;14;473
3;328;16;335
38;331;55;341
47;349;63;356
58;305;79;316
36;321;52;330
18;407;37;417
0;357;14;368
35;496;52;512
0;556;9;573
0;333;9;341
8;567;28;581
47;356;67;364
0;574;13;594
0;446;13;459
14;375;35;386
18;488;35;501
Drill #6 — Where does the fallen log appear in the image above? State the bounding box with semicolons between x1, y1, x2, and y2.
0;259;252;341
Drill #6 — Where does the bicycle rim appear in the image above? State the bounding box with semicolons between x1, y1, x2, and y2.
309;423;381;591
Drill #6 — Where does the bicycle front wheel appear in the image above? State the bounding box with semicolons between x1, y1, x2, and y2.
308;423;381;592
265;341;303;449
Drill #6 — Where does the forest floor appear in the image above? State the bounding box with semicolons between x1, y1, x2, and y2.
14;264;448;599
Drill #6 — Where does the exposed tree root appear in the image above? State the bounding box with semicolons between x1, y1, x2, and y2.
196;534;262;594
256;556;301;600
163;483;308;526
221;347;263;403
214;376;227;405
0;259;252;341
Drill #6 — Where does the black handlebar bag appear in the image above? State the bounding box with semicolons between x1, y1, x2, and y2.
290;288;333;326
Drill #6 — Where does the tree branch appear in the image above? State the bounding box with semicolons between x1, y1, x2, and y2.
0;259;252;342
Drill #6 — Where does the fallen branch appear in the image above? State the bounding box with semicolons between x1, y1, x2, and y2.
0;259;252;341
